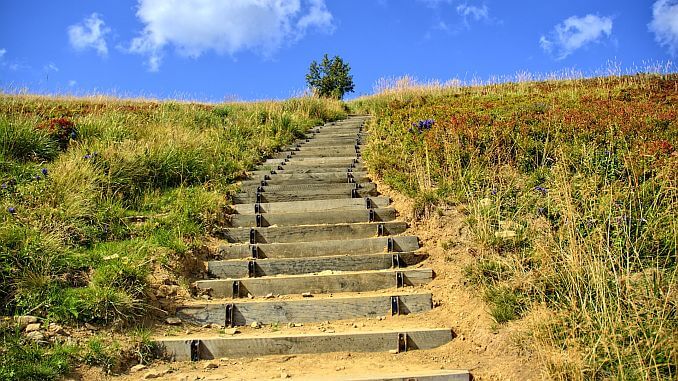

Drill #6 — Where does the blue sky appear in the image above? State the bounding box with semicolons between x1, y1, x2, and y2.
1;1;676;101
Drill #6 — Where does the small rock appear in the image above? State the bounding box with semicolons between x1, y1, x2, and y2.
203;361;219;370
165;317;182;325
156;285;179;298
247;293;254;299
377;316;386;321
15;315;38;328
352;324;358;328
280;371;290;378
293;323;303;327
264;293;274;299
85;323;98;331
250;321;261;329
301;292;313;298
495;230;517;239
200;294;211;300
24;323;41;332
48;323;66;335
335;366;345;371
388;349;398;354
209;323;223;329
26;331;45;342
223;328;240;335
143;371;161;379
130;364;148;373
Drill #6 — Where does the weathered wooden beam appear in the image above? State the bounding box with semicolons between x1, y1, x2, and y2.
214;235;419;259
232;186;377;204
218;221;406;244
246;169;369;179
222;208;397;228
155;328;453;361
229;196;390;215
195;268;433;298
206;252;428;278
177;293;432;326
239;182;374;193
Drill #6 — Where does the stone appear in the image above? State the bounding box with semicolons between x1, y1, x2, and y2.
203;361;219;369
130;364;148;373
495;230;517;239
85;323;98;331
165;317;182;325
24;323;41;332
223;328;240;335
250;321;261;329
280;371;290;378
26;331;45;342
143;371;161;379
388;349;398;354
48;323;66;335
301;292;313;297
264;293;274;299
15;315;38;327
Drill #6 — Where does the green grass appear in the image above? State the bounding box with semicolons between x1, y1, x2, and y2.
0;94;346;378
350;73;677;379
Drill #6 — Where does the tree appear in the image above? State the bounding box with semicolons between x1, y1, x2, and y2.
305;54;355;100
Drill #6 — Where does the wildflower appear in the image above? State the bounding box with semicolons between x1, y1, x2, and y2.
34;175;41;181
8;207;16;214
41;168;48;176
70;131;77;139
534;186;548;195
537;207;545;215
1;183;6;189
83;154;91;159
491;188;497;196
8;179;16;186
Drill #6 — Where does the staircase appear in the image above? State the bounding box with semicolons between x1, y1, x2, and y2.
154;116;469;380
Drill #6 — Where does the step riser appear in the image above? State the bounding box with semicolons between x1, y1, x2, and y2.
218;221;406;244
240;182;374;193
244;171;367;180
232;188;377;204
257;163;365;172
177;293;432;326
223;208;396;228
230;196;390;215
196;268;433;298
207;252;428;278
272;149;360;159
263;157;360;165
155;328;452;361
215;236;419;259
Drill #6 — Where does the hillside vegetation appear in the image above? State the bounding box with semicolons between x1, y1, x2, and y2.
0;95;346;379
350;74;677;380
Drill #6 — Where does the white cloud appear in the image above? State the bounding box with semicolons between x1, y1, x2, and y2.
540;14;613;60
456;4;488;21
68;80;77;87
68;13;111;56
649;0;678;56
128;0;334;72
0;48;6;60
43;63;59;72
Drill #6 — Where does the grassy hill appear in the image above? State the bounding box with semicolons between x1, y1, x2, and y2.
0;73;675;380
0;95;347;379
350;73;676;380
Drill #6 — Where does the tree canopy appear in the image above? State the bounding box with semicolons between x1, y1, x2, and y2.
305;54;355;100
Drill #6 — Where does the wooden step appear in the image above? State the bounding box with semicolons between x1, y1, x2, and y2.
195;268;433;298
206;252;428;278
229;196;390;215
214;236;419;259
155;328;452;361
232;187;377;204
323;370;470;381
218;221;406;244
263;156;359;165
247;168;368;178
272;147;360;159
239;182;374;193
256;162;365;172
223;208;397;228
241;170;369;186
177;292;433;326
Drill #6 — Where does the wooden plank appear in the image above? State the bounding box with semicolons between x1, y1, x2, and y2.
207;252;428;278
218;221;407;244
264;156;360;165
240;170;369;187
176;293;432;326
195;268;433;298
256;162;366;172
337;370;470;381
232;187;378;204
155;328;452;361
240;182;374;193
230;196;390;215
215;236;420;259
223;208;397;228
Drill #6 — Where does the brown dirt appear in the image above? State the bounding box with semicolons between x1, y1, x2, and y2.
75;177;542;381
